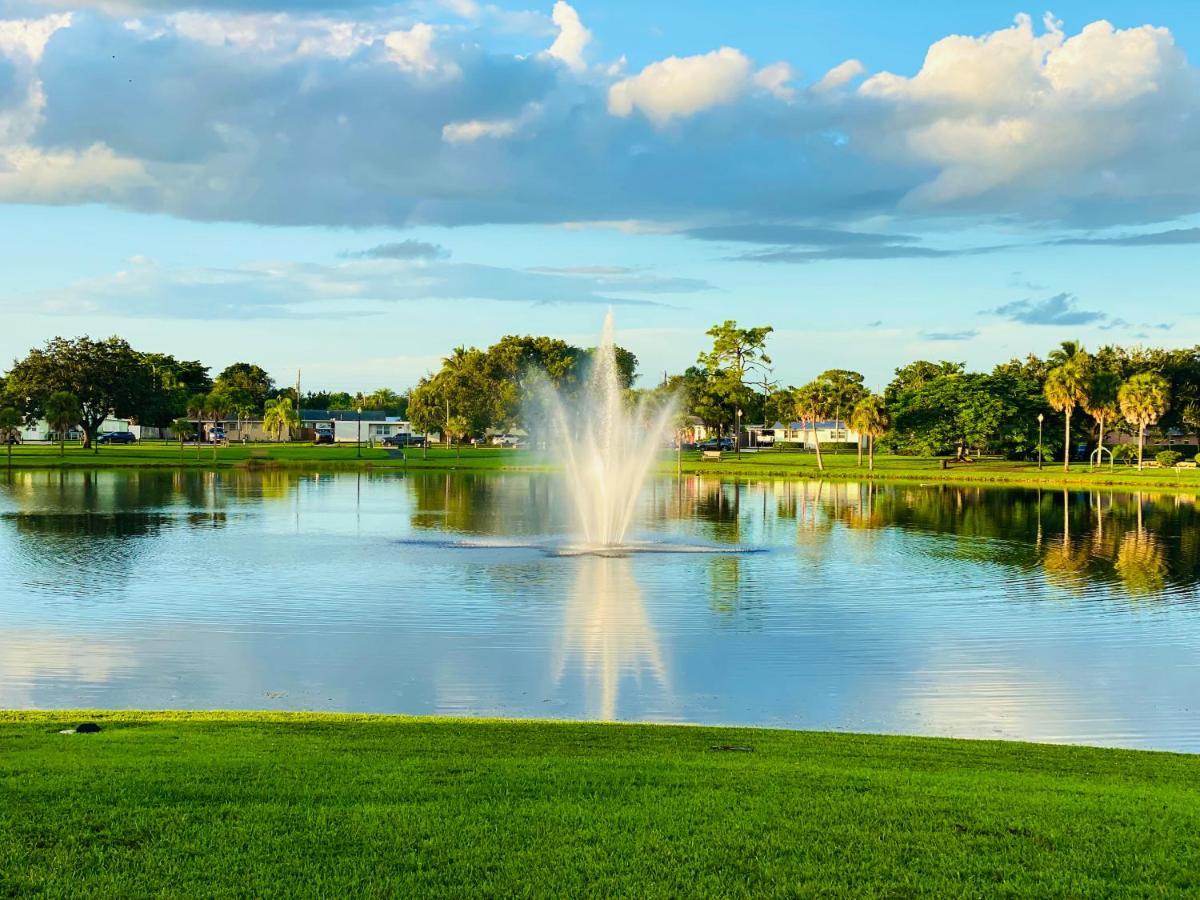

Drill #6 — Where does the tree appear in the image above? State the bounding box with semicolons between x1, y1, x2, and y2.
215;363;274;408
1083;370;1121;467
886;372;1006;460
170;417;195;455
5;337;155;450
186;392;208;457
262;396;298;442
849;395;889;470
793;380;832;471
43;391;81;457
0;407;21;469
698;321;774;449
138;353;212;427
817;369;867;432
1044;354;1090;472
1118;373;1170;470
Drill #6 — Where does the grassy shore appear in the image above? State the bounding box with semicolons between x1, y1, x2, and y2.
4;441;1200;489
1;712;1197;895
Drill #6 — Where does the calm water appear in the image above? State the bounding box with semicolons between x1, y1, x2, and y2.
2;469;1198;752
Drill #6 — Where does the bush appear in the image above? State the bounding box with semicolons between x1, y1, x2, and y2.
1156;450;1182;468
1112;443;1139;464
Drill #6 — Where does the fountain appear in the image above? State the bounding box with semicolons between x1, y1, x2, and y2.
542;310;679;553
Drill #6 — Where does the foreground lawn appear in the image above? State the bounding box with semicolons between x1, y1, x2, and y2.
5;441;1200;489
2;712;1198;896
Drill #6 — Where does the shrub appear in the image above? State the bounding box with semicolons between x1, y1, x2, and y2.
1156;450;1182;468
1112;443;1139;464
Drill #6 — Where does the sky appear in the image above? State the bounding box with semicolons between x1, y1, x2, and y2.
0;1;1198;392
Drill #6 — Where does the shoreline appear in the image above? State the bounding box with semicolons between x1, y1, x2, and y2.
3;444;1200;491
3;710;1197;894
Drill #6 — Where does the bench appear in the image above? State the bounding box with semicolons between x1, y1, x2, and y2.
701;450;723;461
1176;461;1197;469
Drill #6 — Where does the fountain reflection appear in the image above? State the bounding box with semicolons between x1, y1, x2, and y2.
553;555;669;720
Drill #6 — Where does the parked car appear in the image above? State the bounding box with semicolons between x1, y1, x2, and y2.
207;427;226;444
382;433;422;447
313;429;334;444
97;431;137;445
697;437;734;452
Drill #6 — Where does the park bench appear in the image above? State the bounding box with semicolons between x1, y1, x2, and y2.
1176;461;1197;469
701;450;723;461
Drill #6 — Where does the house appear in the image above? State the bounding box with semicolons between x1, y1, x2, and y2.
18;416;133;443
298;410;415;444
748;420;861;448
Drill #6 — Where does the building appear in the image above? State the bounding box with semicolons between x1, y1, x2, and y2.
298;409;416;444
748;420;861;448
18;416;133;443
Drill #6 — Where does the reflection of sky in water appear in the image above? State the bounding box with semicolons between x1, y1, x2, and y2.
1;470;1199;752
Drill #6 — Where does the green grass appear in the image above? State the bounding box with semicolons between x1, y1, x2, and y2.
5;441;1200;489
1;712;1198;896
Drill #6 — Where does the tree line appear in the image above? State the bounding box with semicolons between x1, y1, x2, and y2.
0;328;1193;468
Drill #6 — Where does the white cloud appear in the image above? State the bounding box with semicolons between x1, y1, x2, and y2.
442;116;518;142
544;1;589;73
753;61;795;100
608;47;753;125
0;12;71;63
812;59;864;93
384;22;458;77
857;14;1196;211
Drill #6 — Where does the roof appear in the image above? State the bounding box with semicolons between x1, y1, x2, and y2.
300;409;394;422
768;421;853;431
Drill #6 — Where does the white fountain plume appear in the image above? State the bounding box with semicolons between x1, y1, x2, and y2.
543;310;677;550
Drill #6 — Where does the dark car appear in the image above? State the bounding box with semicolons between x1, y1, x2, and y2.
313;429;334;444
97;431;137;445
382;433;422;447
697;437;734;452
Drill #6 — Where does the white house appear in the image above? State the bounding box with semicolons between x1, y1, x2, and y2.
748;420;860;448
332;416;414;444
18;416;132;443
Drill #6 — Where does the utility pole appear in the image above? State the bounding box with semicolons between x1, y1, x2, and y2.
295;369;301;442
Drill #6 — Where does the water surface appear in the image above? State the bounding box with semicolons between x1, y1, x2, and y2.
2;470;1198;752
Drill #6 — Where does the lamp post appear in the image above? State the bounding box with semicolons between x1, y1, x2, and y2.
356;406;362;459
1037;412;1044;471
736;407;742;459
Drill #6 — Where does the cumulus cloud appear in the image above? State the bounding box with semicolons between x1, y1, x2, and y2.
985;292;1107;326
543;1;588;73
856;14;1200;219
0;7;1196;234
608;47;753;125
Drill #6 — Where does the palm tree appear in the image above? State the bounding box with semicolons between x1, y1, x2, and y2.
171;417;194;456
0;407;21;470
1044;358;1090;472
44;391;81;457
1118;372;1170;470
262;397;298;442
1047;340;1085;368
186;392;208;458
793;381;831;472
849;395;890;471
1083;370;1120;469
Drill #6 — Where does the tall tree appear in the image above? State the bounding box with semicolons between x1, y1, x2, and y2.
1044;353;1091;472
849;395;889;471
818;369;868;431
215;363;274;408
793;380;832;471
1083;370;1121;466
5;337;154;449
697;321;774;448
43;391;81;457
1118;373;1170;470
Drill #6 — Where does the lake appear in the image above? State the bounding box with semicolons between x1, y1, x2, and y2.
2;469;1198;752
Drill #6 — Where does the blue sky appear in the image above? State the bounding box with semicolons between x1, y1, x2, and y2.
0;1;1198;391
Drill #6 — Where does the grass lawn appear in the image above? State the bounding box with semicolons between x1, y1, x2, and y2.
1;712;1198;896
5;440;1200;489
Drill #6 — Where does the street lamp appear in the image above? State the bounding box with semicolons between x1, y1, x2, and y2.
736;407;742;459
356;406;363;459
1037;412;1044;471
